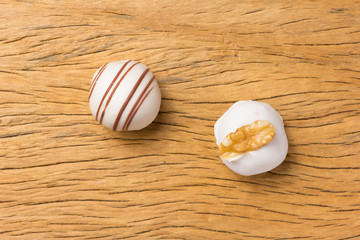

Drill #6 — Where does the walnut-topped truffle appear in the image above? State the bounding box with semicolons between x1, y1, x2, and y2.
214;101;288;176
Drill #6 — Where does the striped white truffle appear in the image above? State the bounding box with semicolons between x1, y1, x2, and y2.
89;60;161;131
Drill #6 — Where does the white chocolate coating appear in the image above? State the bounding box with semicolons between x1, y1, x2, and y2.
89;60;161;131
214;101;288;176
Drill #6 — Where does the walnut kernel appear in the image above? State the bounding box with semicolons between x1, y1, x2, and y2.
218;120;275;161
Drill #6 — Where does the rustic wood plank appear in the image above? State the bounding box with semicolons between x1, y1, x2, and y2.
0;0;359;239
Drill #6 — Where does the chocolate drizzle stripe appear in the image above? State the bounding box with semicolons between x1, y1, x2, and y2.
112;68;150;131
125;87;155;131
99;62;140;124
89;64;105;90
123;76;155;131
95;60;131;121
89;63;107;99
88;63;108;101
89;63;107;100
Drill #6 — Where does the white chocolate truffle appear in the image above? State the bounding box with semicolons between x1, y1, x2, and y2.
214;101;288;176
89;60;161;131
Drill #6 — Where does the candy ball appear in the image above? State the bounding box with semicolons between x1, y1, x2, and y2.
214;101;288;176
89;60;161;131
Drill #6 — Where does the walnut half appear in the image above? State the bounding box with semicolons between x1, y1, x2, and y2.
218;120;275;161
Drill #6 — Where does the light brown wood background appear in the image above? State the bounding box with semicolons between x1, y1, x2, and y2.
1;0;359;239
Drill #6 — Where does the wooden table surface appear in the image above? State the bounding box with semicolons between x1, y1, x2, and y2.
1;1;359;239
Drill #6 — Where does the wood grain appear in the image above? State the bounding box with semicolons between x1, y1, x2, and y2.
1;0;359;239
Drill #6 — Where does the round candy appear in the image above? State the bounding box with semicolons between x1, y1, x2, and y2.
214;101;288;176
89;60;161;131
